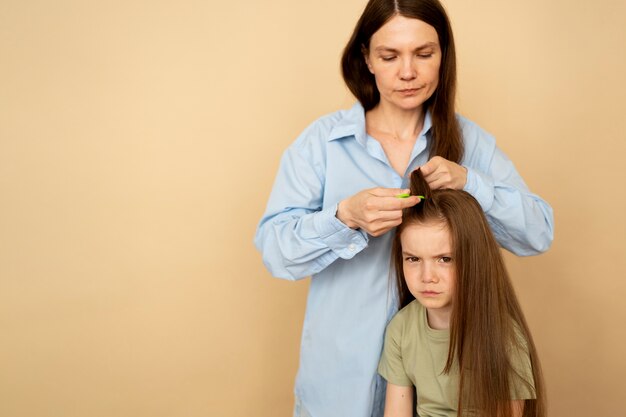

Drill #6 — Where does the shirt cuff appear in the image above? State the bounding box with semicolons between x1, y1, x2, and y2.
313;203;369;259
464;167;495;212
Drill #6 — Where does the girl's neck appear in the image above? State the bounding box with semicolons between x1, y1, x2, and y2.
367;103;425;143
426;308;451;330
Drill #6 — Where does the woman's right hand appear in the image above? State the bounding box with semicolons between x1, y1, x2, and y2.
336;188;421;237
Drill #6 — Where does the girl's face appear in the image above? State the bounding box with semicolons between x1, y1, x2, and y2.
400;220;456;329
365;15;442;113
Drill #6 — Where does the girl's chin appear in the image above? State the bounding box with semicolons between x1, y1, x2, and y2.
416;297;450;310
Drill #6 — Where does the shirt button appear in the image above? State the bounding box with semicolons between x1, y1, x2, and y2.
348;244;356;252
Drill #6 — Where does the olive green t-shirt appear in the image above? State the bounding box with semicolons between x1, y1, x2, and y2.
378;300;536;417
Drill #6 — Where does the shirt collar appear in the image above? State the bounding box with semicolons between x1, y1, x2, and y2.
328;102;433;146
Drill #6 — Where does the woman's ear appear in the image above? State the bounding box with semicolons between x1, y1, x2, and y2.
361;44;374;74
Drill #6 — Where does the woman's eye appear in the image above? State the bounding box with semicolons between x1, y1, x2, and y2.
417;53;433;58
381;56;396;61
439;257;452;263
405;256;419;263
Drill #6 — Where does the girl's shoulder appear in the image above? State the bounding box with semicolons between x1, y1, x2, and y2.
507;320;537;398
509;320;532;355
388;300;424;331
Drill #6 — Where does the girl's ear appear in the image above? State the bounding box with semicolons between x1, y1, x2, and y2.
361;44;374;73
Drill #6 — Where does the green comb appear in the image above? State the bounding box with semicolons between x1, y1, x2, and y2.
396;193;425;199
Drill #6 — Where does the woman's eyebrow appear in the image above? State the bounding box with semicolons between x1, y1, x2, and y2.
374;42;438;53
414;42;438;51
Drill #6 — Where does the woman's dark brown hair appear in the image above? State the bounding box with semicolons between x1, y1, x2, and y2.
391;169;546;417
341;0;462;163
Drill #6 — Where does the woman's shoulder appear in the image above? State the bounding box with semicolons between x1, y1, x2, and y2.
454;113;498;157
292;103;366;148
455;113;496;142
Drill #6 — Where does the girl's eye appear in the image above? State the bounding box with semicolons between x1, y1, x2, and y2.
417;53;433;58
439;256;452;263
405;256;419;263
381;56;396;61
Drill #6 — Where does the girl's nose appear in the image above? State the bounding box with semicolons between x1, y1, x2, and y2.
421;264;438;283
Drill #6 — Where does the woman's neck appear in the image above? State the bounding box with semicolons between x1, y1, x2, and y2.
367;103;425;142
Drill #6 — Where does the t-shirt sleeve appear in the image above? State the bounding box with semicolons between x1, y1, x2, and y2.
378;314;413;387
508;328;537;400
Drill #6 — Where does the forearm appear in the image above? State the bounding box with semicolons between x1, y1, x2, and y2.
488;185;554;255
254;205;368;280
465;168;554;256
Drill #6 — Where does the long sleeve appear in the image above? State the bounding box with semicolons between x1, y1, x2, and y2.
460;119;554;256
254;127;368;281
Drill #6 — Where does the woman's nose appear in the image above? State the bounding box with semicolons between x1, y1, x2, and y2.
399;57;417;80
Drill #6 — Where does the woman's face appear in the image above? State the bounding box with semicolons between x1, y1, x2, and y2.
365;15;442;113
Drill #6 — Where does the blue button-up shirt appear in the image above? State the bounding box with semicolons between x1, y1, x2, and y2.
254;103;553;417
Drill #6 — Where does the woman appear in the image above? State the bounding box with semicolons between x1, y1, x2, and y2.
255;1;553;416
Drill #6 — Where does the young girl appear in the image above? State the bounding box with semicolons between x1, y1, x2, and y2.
378;169;546;417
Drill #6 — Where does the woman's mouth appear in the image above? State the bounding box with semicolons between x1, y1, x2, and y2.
398;88;421;96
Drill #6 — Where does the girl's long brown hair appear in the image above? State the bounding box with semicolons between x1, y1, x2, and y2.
341;0;463;163
392;170;546;417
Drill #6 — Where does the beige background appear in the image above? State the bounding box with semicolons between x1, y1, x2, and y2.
1;0;625;416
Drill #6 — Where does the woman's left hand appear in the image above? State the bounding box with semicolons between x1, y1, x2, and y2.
419;156;468;190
